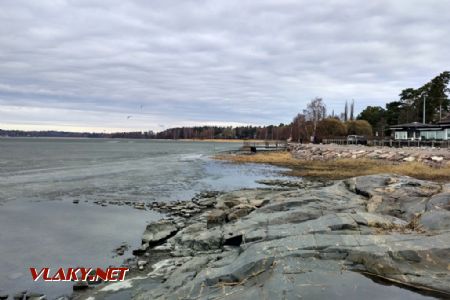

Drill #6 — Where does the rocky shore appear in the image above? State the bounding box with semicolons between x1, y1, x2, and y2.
75;174;450;300
290;143;450;167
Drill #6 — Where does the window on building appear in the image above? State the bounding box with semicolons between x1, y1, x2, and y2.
421;131;440;140
395;131;407;139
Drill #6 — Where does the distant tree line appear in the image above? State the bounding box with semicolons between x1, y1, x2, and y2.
0;130;105;138
2;71;448;141
154;125;292;140
0;129;156;139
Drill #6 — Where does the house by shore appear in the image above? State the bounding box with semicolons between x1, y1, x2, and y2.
390;116;450;140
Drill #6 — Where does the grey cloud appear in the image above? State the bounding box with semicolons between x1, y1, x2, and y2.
0;0;449;131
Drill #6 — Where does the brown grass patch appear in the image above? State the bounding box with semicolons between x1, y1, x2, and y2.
371;215;425;234
215;151;450;181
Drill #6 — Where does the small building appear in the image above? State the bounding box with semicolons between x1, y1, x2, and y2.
390;117;450;140
390;122;432;140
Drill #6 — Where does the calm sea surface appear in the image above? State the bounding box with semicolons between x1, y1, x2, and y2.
0;138;287;298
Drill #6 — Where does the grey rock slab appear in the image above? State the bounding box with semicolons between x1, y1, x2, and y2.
95;174;450;299
142;220;178;245
346;232;450;293
345;174;391;197
426;192;450;211
171;223;223;253
346;174;442;220
420;210;450;231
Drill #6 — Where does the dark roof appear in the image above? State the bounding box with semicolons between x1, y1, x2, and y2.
390;120;450;130
390;122;433;129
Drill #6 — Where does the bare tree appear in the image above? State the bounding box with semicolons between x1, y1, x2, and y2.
303;97;326;140
291;113;307;142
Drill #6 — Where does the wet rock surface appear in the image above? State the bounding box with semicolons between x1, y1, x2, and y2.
77;175;450;299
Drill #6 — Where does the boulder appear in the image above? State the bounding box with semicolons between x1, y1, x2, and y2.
192;197;216;208
132;243;149;256
142;220;178;245
227;204;255;221
431;156;444;162
207;209;228;228
221;198;242;208
171;223;223;253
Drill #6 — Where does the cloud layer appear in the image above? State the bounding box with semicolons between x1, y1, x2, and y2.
1;0;449;131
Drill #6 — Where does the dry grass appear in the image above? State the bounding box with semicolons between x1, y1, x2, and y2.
215;151;450;181
371;214;425;234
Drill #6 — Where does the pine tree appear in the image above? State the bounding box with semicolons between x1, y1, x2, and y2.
350;99;355;120
344;101;348;122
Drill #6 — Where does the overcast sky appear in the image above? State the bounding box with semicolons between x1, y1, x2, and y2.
0;0;449;132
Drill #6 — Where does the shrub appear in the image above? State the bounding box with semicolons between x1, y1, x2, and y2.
316;118;347;139
346;120;373;136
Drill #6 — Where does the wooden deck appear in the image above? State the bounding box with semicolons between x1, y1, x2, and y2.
241;140;288;152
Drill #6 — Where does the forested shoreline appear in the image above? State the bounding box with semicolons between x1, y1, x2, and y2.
2;72;448;141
